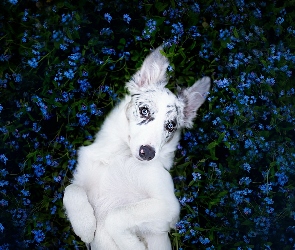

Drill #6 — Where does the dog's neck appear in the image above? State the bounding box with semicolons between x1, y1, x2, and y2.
92;96;131;161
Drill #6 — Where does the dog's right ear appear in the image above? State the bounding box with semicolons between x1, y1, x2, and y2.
178;77;211;128
126;46;169;94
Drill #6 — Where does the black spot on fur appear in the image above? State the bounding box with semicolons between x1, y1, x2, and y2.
137;117;154;125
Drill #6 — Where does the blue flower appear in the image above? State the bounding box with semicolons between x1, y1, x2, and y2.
31;95;50;119
52;30;63;41
64;69;75;79
22;9;29;22
8;0;18;4
45;154;58;167
227;43;235;50
171;22;184;38
191;3;200;13
242;163;251;172
28;58;38;68
13;73;22;82
32;123;41;132
78;79;91;92
32;229;45;243
50;206;57;214
0;154;8;165
219;29;230;40
102;47;116;55
0;169;8;177
212;117;221;125
123;14;131;24
76;113;90;126
21;190;30;197
253;8;262;18
142;19;157;39
264;197;274;205
276;17;284;25
68;52;81;61
0;223;4;233
0;199;8;206
80;104;87;111
215;78;231;88
239;177;252;185
54;176;61;183
275;172;288;186
244;139;253;149
60;44;68;50
259;183;272;194
199;236;210;245
68;159;76;170
89;104;103;116
188;26;201;38
104;13;112;23
52;192;62;202
0;180;9;187
23;198;30;206
243;207;252;215
61;13;72;24
32;163;45;178
0;54;11;62
192;172;201;181
100;28;113;36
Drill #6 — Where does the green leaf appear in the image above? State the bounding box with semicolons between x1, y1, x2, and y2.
145;4;153;12
217;132;225;143
233;27;239;38
155;2;168;12
207;141;218;150
176;161;191;169
179;49;186;59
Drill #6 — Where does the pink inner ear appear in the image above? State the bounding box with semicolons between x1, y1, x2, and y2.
183;94;198;121
126;47;169;94
179;77;211;128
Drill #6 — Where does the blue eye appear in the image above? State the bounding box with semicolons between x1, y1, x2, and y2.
139;107;150;118
166;121;176;132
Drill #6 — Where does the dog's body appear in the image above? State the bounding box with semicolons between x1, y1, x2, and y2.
63;47;210;250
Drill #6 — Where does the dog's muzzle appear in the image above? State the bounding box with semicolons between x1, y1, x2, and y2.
139;145;155;161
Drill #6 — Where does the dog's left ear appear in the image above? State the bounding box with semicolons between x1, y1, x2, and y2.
178;77;211;128
126;46;169;94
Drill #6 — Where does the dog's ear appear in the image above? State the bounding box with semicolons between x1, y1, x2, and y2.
178;77;211;128
126;46;169;94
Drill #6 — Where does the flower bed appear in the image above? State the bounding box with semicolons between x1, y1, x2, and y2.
1;0;295;249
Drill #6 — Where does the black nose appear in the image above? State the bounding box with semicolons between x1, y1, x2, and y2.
139;145;155;161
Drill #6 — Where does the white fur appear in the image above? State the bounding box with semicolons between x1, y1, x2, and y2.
63;47;210;249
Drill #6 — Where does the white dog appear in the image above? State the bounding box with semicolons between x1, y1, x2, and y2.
63;47;210;250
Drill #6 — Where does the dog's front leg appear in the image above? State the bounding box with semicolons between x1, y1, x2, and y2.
105;198;173;250
63;184;96;243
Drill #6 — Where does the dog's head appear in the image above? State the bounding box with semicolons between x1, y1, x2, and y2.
125;47;211;162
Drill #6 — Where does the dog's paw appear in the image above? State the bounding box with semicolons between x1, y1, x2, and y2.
63;184;97;243
69;210;96;243
77;216;96;244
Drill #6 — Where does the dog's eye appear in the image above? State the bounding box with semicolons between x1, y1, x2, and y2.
139;107;150;118
166;121;176;132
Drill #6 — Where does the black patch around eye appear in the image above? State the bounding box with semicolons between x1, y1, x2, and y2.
139;106;150;118
165;120;176;133
137;117;154;125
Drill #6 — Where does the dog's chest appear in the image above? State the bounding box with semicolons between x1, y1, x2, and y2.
93;160;149;215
